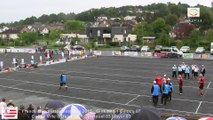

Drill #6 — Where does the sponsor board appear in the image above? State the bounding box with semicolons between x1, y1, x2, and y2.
200;54;209;59
183;53;193;59
124;52;138;56
153;52;167;57
112;51;121;56
141;52;152;57
93;51;102;56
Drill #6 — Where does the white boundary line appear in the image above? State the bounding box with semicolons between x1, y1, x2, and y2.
1;77;213;104
37;68;210;85
195;101;203;114
0;84;132;106
10;82;28;87
125;95;141;105
0;83;213;116
207;82;211;89
17;70;213;90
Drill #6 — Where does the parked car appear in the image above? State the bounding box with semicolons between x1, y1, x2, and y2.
120;46;129;52
195;47;205;54
180;46;190;53
130;45;141;52
154;45;163;52
141;46;150;52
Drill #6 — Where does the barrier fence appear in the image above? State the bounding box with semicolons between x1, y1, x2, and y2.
93;51;213;60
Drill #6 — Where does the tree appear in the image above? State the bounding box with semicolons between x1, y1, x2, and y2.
205;29;213;42
48;30;64;41
188;29;201;47
156;31;171;46
165;14;179;26
64;20;85;33
152;18;170;34
18;32;39;45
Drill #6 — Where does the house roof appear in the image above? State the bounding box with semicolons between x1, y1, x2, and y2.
0;29;19;34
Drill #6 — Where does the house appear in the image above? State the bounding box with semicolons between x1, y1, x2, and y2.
87;22;129;44
170;20;194;39
60;33;88;44
124;16;136;21
86;15;138;44
0;29;19;40
127;34;137;42
0;26;9;33
142;36;156;44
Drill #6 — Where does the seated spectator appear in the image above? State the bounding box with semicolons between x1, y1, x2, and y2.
35;109;44;120
48;112;60;120
7;99;15;107
27;104;35;120
18;105;29;120
0;98;7;119
42;107;50;120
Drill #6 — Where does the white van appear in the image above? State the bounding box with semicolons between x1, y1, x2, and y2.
161;47;183;58
211;42;213;55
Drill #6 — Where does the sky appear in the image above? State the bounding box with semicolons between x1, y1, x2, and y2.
0;0;212;23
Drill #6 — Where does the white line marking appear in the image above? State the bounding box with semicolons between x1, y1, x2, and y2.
1;77;213;104
0;83;212;116
0;77;137;96
157;107;213;116
10;82;28;87
125;95;140;105
17;70;213;90
207;82;211;89
195;101;203;114
0;84;132;106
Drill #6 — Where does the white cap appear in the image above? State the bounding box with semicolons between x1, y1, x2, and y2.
153;81;156;84
164;74;167;77
174;65;176;66
167;78;170;81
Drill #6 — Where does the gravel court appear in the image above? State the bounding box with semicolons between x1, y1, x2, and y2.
0;56;213;115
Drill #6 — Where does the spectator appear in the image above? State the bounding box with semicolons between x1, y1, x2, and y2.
35;109;44;120
191;64;195;79
194;65;199;79
48;112;60;120
178;64;182;75
0;98;7;120
18;105;29;120
7;99;15;107
181;62;186;78
42;107;50;120
172;65;177;78
200;65;206;77
27;104;35;120
185;65;190;79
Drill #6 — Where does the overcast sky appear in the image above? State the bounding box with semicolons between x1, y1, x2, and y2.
0;0;212;23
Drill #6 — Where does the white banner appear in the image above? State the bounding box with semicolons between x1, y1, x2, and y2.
124;52;138;56
141;52;152;57
93;51;102;56
112;51;121;56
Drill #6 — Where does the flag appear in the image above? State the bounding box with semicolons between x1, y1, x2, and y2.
2;107;18;119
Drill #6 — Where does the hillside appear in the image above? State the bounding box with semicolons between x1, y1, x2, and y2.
1;2;212;30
